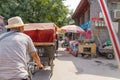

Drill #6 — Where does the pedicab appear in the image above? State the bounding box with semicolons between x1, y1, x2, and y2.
98;46;114;59
98;40;114;59
24;23;58;76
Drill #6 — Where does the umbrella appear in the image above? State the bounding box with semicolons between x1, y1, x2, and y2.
60;25;85;34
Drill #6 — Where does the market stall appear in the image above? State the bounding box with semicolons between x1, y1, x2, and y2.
60;25;85;53
78;40;97;58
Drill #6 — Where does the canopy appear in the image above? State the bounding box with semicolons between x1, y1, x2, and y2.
24;23;58;43
60;25;85;34
24;23;58;31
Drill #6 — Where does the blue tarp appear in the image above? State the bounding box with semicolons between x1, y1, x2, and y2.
80;21;90;30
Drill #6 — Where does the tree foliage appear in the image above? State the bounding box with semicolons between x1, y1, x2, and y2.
0;0;71;27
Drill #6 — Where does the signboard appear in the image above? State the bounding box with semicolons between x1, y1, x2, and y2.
91;17;100;21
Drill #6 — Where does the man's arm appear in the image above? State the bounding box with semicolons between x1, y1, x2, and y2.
31;52;43;69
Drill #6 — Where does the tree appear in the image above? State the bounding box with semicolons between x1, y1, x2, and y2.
0;0;71;27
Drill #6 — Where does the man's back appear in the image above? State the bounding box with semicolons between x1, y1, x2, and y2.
0;31;36;79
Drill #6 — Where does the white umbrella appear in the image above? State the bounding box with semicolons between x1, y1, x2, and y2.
61;25;85;34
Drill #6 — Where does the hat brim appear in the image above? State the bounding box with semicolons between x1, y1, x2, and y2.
5;23;24;28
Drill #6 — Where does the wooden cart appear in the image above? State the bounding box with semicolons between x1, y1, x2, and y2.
78;43;97;58
35;43;55;76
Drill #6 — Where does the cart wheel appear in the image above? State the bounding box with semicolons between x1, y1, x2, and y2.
49;58;54;77
91;54;98;58
31;66;35;75
29;63;36;75
28;75;32;80
81;54;85;57
28;63;34;80
83;54;90;58
73;51;78;57
106;53;114;59
75;52;78;57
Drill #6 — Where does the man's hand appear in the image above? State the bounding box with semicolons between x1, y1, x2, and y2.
37;63;43;69
31;52;43;69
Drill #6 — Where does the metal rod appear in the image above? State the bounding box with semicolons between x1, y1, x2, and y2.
98;0;120;69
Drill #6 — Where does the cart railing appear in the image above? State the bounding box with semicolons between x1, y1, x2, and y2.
34;42;55;46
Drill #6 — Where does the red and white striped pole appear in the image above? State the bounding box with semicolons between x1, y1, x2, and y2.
98;0;120;69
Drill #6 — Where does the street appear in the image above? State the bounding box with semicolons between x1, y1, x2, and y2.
1;0;120;80
32;48;120;80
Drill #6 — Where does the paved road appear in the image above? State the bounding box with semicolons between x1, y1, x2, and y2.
33;48;120;80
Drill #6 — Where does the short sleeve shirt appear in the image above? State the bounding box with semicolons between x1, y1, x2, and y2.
0;31;36;79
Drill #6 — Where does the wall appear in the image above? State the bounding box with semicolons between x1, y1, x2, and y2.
90;0;110;46
109;0;120;41
0;16;6;34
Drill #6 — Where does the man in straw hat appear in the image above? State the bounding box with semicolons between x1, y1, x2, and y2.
0;16;43;80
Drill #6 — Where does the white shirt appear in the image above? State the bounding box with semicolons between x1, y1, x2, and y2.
0;31;36;80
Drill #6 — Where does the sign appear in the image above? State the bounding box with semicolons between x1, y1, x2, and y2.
91;17;100;21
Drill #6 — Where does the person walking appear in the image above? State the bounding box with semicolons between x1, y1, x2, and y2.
0;16;43;80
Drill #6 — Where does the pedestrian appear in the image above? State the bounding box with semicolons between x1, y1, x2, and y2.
0;16;43;80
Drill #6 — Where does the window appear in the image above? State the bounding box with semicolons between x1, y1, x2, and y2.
112;3;120;9
116;3;120;9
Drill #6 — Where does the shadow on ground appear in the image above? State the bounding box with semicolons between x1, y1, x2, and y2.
32;67;51;80
56;48;120;79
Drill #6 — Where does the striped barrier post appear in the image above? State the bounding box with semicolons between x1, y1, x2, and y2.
98;0;120;69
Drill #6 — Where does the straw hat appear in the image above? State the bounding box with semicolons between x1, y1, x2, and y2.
5;16;24;28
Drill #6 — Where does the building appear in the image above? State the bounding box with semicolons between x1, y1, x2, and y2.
72;0;90;30
72;0;120;46
0;16;7;34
